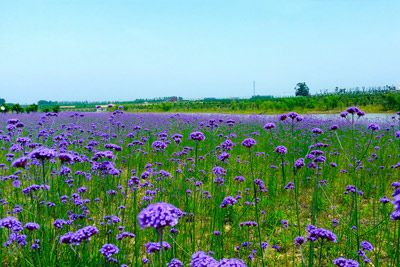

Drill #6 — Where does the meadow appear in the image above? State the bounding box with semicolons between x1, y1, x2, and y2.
0;108;399;266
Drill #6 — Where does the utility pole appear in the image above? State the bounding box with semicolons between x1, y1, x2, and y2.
253;80;256;97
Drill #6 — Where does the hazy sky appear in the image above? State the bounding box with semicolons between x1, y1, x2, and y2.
1;1;399;103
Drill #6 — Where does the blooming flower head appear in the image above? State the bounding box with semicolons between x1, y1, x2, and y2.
11;157;29;168
241;138;256;148
346;106;360;114
220;196;237;208
168;258;184;267
138;202;183;229
367;123;380;131
294;158;305;169
190;131;206;141
0;216;23;232
190;251;217;267
275;145;287;155
216;258;247;266
360;240;373;251
100;243;119;258
264;122;276;130
24;222;40;231
294;236;306;246
29;147;57;160
152;140;168;151
312;128;324;134
333;257;359;267
145;241;171;254
306;225;337;243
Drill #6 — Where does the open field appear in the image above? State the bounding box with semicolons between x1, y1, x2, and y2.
0;109;399;266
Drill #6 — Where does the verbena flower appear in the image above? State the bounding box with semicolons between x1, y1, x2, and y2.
241;138;256;148
220;196;237;208
190;251;217;267
333;257;359;267
100;243;119;258
190;131;205;141
138;202;183;229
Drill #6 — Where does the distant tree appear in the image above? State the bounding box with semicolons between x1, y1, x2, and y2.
51;105;60;113
11;103;24;113
0;98;5;105
295;82;310;96
25;104;39;113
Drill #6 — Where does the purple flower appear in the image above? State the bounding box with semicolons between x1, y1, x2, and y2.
116;231;135;240
306;225;337;243
241;138;256;148
216;258;246;266
294;236;306;246
330;125;339;130
11;157;29;168
0;216;23;232
239;221;258;227
60;225;99;244
29;147;57;160
24;222;40;231
264;122;276;130
220;196;237;208
274;145;287;155
333;257;359;267
367;123;380;131
360;240;373;251
58;153;75;163
380;196;390;204
100;243;119;258
138;202;183;229
294;158;305;169
168;258;184;267
145;241;171;254
312;128;324;134
346;106;360;114
190;251;217;267
218;152;230;162
190;131;206;141
152;141;168;151
284;182;295;190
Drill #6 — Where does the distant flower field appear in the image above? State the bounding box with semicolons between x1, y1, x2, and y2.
0;109;399;266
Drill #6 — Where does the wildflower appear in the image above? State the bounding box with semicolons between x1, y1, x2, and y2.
274;145;287;155
190;131;205;141
220;196;237;208
333;257;359;267
241;138;256;148
138;202;183;229
100;243;119;258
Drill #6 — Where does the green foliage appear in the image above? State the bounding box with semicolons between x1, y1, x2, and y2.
25;104;39;113
11;103;24;113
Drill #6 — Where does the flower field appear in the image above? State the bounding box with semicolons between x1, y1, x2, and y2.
0;108;399;266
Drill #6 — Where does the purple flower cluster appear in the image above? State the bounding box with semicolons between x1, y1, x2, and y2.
274;145;287;155
138;202;183;229
333;257;359;267
100;243;119;258
241;138;256;148
306;225;337;243
29;147;57;160
220;196;237;208
145;241;171;254
59;225;99;245
190;131;206;141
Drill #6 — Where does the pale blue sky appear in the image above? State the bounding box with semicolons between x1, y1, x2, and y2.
0;0;399;103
